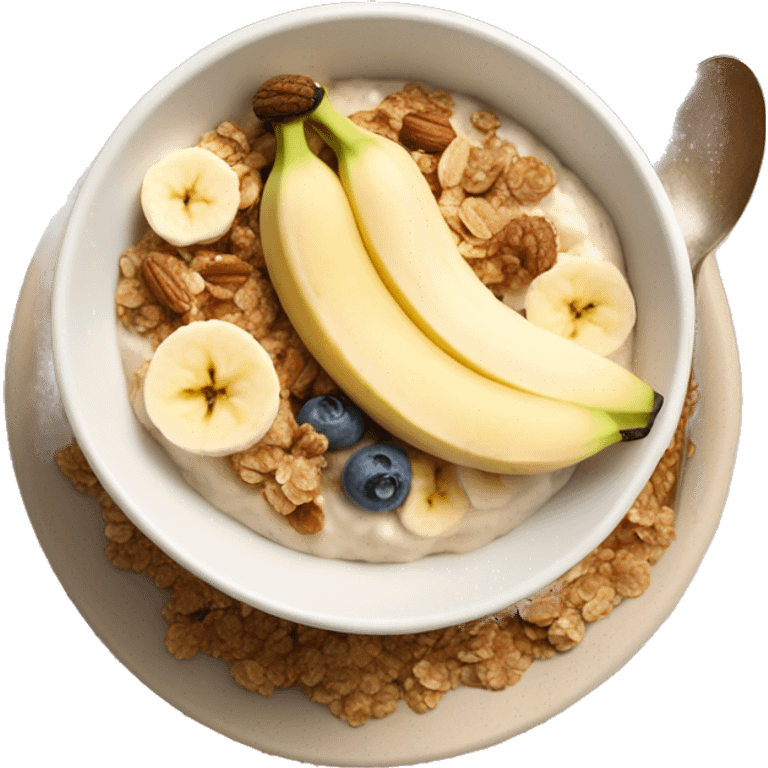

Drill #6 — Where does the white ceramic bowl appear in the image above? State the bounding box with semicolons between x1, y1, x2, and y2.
51;2;694;634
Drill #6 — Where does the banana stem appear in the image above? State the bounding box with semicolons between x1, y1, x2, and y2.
272;117;314;171
310;94;378;157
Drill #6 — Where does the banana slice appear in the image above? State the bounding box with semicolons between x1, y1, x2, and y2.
540;187;590;251
399;452;470;537
143;319;280;457
140;147;241;247
524;254;636;356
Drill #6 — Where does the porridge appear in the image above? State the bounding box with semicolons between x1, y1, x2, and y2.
113;79;658;562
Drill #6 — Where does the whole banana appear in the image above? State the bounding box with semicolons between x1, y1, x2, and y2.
259;116;656;475
308;93;660;416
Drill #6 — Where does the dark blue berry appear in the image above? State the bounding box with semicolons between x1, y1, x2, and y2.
297;395;365;450
342;443;411;512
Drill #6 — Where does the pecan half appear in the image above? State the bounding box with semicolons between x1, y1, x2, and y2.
192;253;254;286
142;253;198;314
399;110;457;153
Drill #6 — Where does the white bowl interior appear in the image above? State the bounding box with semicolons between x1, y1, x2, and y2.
51;3;694;633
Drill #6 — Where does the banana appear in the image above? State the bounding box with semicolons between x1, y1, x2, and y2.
142;319;280;457
399;452;470;537
540;186;591;251
525;254;637;356
308;93;658;415
140;147;241;247
259;116;658;476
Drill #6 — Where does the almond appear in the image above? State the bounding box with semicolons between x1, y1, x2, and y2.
399;111;457;153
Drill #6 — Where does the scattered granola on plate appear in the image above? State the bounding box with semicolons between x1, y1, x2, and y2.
55;378;697;727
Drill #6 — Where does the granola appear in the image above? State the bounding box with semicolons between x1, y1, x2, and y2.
54;378;698;727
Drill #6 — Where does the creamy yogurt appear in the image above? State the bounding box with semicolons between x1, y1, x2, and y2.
120;79;633;563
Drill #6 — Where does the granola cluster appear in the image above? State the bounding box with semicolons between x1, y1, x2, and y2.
349;83;559;297
54;378;698;728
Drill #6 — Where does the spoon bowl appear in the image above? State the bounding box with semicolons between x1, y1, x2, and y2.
656;56;765;278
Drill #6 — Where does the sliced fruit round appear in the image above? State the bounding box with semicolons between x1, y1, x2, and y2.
143;319;280;457
525;255;637;356
140;146;241;247
398;452;470;537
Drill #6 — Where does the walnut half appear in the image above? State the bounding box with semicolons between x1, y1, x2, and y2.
468;214;558;295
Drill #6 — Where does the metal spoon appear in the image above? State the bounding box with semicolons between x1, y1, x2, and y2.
655;56;765;282
656;56;764;503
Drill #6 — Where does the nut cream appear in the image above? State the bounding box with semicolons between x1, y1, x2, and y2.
120;79;633;563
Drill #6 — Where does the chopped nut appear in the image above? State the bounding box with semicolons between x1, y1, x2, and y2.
216;121;250;154
376;83;453;133
198;128;245;166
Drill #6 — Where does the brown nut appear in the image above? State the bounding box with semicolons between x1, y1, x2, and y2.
142;253;196;314
193;253;254;286
252;75;324;122
399;111;457;153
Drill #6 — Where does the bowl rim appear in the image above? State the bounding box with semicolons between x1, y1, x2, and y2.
51;1;695;633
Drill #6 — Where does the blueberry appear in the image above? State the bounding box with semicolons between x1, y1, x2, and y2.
342;443;411;512
297;395;365;450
